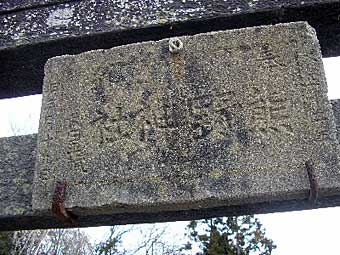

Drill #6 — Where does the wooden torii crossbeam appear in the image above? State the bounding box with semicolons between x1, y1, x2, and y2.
1;0;340;231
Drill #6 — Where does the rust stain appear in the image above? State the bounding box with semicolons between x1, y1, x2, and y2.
170;54;185;81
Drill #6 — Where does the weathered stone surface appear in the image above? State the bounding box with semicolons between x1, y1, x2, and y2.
1;0;340;99
0;0;72;14
32;22;340;218
331;100;340;143
1;98;340;231
0;135;36;217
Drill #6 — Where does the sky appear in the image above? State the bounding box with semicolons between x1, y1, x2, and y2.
0;57;339;254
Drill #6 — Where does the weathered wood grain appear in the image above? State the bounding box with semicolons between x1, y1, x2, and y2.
0;0;77;14
1;0;340;99
0;99;340;231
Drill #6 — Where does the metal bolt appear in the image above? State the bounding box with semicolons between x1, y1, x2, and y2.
169;37;183;54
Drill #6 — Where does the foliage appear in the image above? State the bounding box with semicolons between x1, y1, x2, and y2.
182;216;276;255
94;226;130;255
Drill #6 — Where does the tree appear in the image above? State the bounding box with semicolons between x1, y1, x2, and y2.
11;228;93;255
131;225;182;255
10;230;48;255
94;226;131;255
94;224;184;255
182;216;276;255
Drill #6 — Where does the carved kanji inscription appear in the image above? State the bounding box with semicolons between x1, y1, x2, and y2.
33;23;340;215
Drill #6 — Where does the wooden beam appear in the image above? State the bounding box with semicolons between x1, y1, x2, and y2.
1;99;340;231
1;0;340;99
0;0;76;15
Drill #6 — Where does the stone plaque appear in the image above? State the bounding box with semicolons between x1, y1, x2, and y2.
33;22;340;214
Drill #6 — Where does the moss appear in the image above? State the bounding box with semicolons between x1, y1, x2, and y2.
13;207;26;215
209;170;224;180
158;184;166;199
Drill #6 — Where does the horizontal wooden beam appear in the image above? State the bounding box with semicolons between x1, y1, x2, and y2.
1;0;340;99
0;99;340;231
0;0;77;15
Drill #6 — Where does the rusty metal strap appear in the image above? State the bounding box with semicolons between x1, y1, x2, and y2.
305;160;319;205
51;181;78;224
